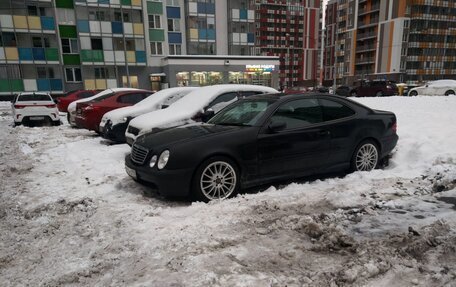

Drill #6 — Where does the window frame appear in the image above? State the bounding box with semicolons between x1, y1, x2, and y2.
65;67;82;83
61;38;79;54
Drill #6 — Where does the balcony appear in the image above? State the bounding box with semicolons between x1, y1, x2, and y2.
357;31;377;40
0;15;55;32
0;47;59;62
358;5;380;16
80;49;146;65
355;57;375;65
356;45;376;53
0;79;63;93
76;20;144;37
75;0;142;9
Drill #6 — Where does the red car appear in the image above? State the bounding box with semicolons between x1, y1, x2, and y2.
75;89;154;132
56;90;100;112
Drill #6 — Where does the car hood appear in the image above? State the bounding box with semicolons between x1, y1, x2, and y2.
134;123;247;148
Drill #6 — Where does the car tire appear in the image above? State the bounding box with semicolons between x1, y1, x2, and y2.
375;91;383;97
409;90;418;97
351;140;379;172
53;120;61;126
444;90;455;96
192;156;240;202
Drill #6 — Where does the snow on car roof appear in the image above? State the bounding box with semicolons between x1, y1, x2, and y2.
102;87;199;124
129;84;278;131
427;79;456;86
67;88;143;112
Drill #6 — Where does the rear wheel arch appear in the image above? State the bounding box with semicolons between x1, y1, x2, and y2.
444;90;455;96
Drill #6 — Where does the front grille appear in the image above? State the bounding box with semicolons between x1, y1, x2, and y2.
131;144;149;165
128;126;140;136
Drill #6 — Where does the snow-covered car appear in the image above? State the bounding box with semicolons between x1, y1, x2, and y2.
100;87;199;143
408;80;456;96
67;88;143;127
125;84;278;145
12;92;60;126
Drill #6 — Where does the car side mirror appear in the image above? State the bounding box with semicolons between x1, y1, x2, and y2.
202;109;215;122
161;104;169;109
268;121;286;133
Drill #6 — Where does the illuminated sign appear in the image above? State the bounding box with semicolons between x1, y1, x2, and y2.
245;64;275;72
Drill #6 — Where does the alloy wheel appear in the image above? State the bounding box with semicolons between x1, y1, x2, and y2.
355;143;378;171
200;161;237;200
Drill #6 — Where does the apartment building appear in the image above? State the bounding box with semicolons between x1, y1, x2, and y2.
254;0;321;88
324;0;456;85
3;0;314;98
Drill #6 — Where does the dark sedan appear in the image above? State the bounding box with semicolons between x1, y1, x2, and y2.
125;93;398;202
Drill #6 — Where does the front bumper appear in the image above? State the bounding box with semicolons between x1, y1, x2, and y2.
125;154;194;198
101;121;128;143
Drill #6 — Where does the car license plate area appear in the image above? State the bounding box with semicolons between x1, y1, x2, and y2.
29;116;45;121
125;165;137;180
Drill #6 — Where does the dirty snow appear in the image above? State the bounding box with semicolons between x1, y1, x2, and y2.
0;96;455;286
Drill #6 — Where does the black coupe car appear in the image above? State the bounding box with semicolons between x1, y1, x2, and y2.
125;93;398;202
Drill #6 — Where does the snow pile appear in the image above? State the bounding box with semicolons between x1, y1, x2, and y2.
0;96;455;286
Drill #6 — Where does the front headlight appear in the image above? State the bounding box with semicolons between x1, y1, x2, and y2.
149;155;157;168
157;150;170;170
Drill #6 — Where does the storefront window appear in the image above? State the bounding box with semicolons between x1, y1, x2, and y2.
176;72;189;86
229;71;272;86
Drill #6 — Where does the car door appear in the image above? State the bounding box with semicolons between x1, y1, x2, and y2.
318;98;357;166
257;98;331;178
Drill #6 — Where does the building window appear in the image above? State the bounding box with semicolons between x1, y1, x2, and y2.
89;11;107;21
36;67;54;79
61;39;79;53
167;18;180;31
150;42;163;55
166;0;180;6
91;38;103;50
27;6;45;16
65;68;82;82
149;15;161;29
32;37;50;48
94;67;109;79
114;11;130;22
169;44;181;55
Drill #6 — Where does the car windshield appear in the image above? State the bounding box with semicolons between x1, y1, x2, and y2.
18;94;52;101
208;99;275;126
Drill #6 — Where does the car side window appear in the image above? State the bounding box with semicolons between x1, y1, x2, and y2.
320;99;355;121
270;98;323;130
117;93;146;104
207;92;239;110
78;92;94;99
240;91;263;97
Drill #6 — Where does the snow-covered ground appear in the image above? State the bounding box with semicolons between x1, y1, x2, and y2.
0;96;455;286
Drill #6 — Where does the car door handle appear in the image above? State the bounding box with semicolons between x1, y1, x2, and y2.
318;130;330;136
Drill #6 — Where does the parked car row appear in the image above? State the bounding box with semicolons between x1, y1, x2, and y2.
333;79;456;97
10;85;399;203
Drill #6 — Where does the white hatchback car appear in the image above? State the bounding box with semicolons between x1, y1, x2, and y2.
125;84;278;145
12;92;60;126
408;79;456;96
